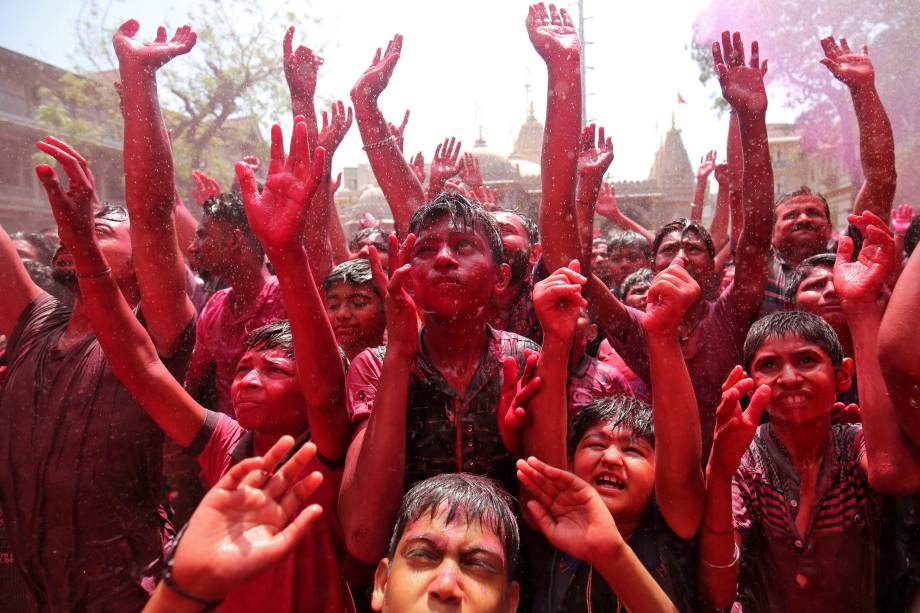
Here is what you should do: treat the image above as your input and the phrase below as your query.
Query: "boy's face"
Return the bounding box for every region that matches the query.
[409,215,509,319]
[793,266,845,329]
[372,504,520,613]
[231,347,307,434]
[608,246,647,288]
[623,282,650,310]
[188,216,229,276]
[750,334,853,425]
[324,282,386,352]
[571,421,655,526]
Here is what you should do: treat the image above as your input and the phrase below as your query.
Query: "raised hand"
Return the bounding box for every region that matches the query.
[330,172,342,197]
[517,456,622,565]
[34,138,98,247]
[191,170,222,207]
[167,436,324,603]
[283,26,324,101]
[351,35,402,106]
[410,151,426,185]
[498,349,541,456]
[242,155,261,172]
[459,153,484,189]
[595,182,621,220]
[713,163,730,186]
[708,366,770,479]
[819,36,874,91]
[360,212,381,229]
[697,150,717,181]
[387,109,411,153]
[427,137,462,197]
[113,20,196,71]
[236,119,326,255]
[712,31,768,116]
[41,136,101,206]
[576,123,614,196]
[533,260,587,343]
[316,100,354,155]
[526,3,580,64]
[892,203,914,236]
[443,179,473,200]
[641,257,700,338]
[834,211,896,307]
[474,185,500,211]
[365,233,419,358]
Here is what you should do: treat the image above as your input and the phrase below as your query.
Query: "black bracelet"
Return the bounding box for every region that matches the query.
[163,523,224,610]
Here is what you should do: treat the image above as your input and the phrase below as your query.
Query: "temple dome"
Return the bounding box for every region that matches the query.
[470,145,520,182]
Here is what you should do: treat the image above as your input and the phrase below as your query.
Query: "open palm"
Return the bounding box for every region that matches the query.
[113,20,196,70]
[526,3,579,63]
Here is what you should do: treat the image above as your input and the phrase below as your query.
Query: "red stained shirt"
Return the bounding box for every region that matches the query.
[184,277,287,417]
[566,354,635,415]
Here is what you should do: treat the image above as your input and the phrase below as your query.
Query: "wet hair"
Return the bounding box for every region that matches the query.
[387,473,519,582]
[202,192,262,254]
[349,227,388,253]
[570,395,655,458]
[11,231,57,265]
[905,216,920,257]
[784,253,835,303]
[620,268,654,299]
[775,186,831,221]
[494,208,540,245]
[408,192,504,264]
[742,311,844,371]
[322,258,379,296]
[22,259,68,302]
[652,218,716,261]
[243,320,294,359]
[94,203,129,223]
[609,231,651,259]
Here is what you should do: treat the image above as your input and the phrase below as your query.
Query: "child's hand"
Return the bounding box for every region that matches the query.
[641,257,700,338]
[533,260,587,344]
[834,211,896,309]
[708,366,770,479]
[365,234,420,360]
[498,350,541,456]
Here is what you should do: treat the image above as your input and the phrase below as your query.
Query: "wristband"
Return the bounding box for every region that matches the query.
[163,523,223,610]
[77,267,112,279]
[701,541,741,570]
[362,135,397,151]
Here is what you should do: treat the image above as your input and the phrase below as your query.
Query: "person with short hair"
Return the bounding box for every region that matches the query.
[608,231,651,292]
[489,208,543,343]
[322,258,386,362]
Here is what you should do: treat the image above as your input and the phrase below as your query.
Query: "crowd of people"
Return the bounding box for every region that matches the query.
[1,3,919,611]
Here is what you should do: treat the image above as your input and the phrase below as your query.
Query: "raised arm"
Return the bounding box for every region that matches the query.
[640,258,705,539]
[237,120,348,464]
[114,20,196,355]
[820,37,896,223]
[0,223,43,336]
[574,124,614,271]
[713,32,774,315]
[427,137,462,200]
[327,173,351,264]
[350,35,426,236]
[835,212,920,494]
[339,235,419,562]
[283,26,322,150]
[692,150,717,223]
[708,163,731,249]
[726,113,744,244]
[596,183,655,245]
[35,138,205,447]
[527,2,582,271]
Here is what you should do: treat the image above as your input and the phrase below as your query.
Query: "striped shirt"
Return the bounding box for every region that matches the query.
[759,252,792,317]
[732,424,880,612]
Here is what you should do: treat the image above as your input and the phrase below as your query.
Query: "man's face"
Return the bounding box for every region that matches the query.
[230,347,306,434]
[608,245,647,288]
[491,212,532,285]
[372,505,519,613]
[793,266,845,330]
[591,242,611,284]
[571,422,655,526]
[654,230,713,286]
[188,216,228,276]
[409,216,508,319]
[13,239,40,263]
[53,216,134,290]
[623,282,650,310]
[750,334,851,425]
[324,282,386,356]
[772,196,832,257]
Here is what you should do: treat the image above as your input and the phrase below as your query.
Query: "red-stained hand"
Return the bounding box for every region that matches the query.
[831,401,862,425]
[713,163,730,186]
[39,136,100,206]
[498,348,541,455]
[410,151,426,185]
[242,155,261,172]
[819,36,874,91]
[113,20,197,72]
[697,150,717,181]
[576,123,614,203]
[443,179,473,201]
[317,101,354,155]
[526,3,580,64]
[708,366,771,479]
[34,138,98,248]
[361,212,381,229]
[365,234,419,358]
[283,26,323,101]
[191,170,222,208]
[459,153,484,189]
[236,119,326,255]
[330,172,342,197]
[641,257,701,337]
[533,260,587,343]
[595,182,622,220]
[387,109,411,153]
[892,203,914,236]
[834,211,896,307]
[474,186,501,211]
[351,35,402,106]
[428,137,462,195]
[712,31,768,116]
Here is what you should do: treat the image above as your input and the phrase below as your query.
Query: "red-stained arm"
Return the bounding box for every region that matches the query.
[327,172,351,264]
[350,35,426,236]
[284,26,323,153]
[820,37,896,223]
[574,124,614,272]
[709,164,731,249]
[35,140,205,447]
[713,32,774,317]
[0,223,43,336]
[692,150,717,223]
[173,189,199,261]
[596,182,655,245]
[114,20,196,356]
[726,112,744,244]
[427,137,462,200]
[527,3,582,272]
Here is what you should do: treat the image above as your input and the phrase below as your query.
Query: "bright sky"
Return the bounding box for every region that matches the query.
[1,0,798,182]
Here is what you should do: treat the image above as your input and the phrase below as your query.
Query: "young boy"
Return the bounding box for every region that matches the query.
[698,221,920,610]
[608,231,651,292]
[322,258,385,362]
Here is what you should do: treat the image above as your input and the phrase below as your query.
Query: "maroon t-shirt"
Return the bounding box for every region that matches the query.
[0,294,195,611]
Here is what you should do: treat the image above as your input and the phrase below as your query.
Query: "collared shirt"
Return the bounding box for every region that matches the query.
[346,326,540,493]
[566,354,634,415]
[760,251,793,316]
[732,424,880,612]
[490,275,543,344]
[184,276,287,417]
